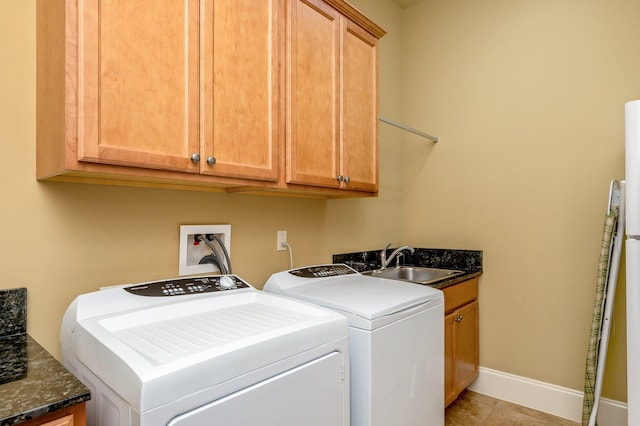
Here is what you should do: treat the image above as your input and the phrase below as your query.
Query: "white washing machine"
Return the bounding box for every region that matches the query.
[60,275,350,426]
[264,264,444,426]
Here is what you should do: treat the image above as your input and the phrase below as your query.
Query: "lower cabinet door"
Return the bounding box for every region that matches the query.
[444,311,457,406]
[445,300,480,407]
[36,415,74,426]
[17,403,86,426]
[454,300,479,393]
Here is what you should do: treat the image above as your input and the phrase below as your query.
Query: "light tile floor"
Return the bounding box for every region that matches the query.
[445,390,580,426]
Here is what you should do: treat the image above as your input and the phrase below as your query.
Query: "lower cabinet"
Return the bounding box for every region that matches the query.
[443,278,479,407]
[18,403,86,426]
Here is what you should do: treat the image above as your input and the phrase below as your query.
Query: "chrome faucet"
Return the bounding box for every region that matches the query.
[380,244,415,270]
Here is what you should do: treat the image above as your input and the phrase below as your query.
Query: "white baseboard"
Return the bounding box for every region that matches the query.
[467,367,627,425]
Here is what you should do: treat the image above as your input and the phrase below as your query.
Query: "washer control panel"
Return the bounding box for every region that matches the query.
[124,275,250,297]
[287,264,357,278]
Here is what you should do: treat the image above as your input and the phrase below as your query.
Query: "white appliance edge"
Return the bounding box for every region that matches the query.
[60,278,351,426]
[264,266,445,426]
[626,99,640,425]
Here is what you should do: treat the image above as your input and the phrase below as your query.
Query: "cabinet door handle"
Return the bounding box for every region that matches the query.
[191,153,200,163]
[336,175,344,182]
[207,156,216,166]
[455,315,463,323]
[344,176,351,183]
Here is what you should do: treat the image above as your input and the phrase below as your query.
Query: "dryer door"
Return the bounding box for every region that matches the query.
[167,352,346,426]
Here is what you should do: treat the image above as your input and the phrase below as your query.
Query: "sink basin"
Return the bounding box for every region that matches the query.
[363,266,464,285]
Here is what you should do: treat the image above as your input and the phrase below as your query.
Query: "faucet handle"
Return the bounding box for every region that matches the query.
[380,243,392,269]
[381,243,391,257]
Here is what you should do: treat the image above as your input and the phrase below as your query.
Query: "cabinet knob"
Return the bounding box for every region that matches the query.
[344,176,351,183]
[207,156,216,166]
[336,175,344,182]
[191,153,200,163]
[455,315,463,323]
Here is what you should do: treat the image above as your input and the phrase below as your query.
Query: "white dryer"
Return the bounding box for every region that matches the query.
[264,264,444,426]
[60,275,349,426]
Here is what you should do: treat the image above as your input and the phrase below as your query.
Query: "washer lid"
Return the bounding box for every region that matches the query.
[275,274,443,322]
[61,287,348,412]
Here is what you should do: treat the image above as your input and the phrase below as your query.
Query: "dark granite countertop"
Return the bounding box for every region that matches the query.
[0,289,90,425]
[405,247,483,290]
[333,247,483,290]
[0,335,90,425]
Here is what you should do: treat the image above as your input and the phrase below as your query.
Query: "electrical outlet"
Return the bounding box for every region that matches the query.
[277,230,287,251]
[179,225,231,276]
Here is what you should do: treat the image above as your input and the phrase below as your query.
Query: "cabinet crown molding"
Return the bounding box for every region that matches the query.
[322,0,386,38]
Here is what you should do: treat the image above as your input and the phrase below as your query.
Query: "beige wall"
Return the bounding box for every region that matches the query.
[2,0,636,405]
[378,0,636,401]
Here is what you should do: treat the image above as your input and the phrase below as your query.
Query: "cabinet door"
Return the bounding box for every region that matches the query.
[454,300,479,392]
[77,0,200,173]
[36,415,74,426]
[201,0,281,181]
[444,300,480,407]
[341,19,379,192]
[444,311,457,406]
[17,403,85,426]
[286,0,341,188]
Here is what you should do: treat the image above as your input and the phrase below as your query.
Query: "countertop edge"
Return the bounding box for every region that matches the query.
[5,394,91,426]
[0,335,91,426]
[428,270,482,290]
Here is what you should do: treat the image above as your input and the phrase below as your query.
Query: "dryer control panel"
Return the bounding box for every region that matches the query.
[124,275,250,297]
[288,264,357,278]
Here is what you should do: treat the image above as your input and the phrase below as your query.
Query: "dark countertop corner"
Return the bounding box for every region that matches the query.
[0,336,91,425]
[0,288,90,426]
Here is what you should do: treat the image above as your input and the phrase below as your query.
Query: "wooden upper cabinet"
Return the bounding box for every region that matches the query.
[287,0,341,188]
[77,0,200,173]
[36,0,383,197]
[76,0,281,181]
[287,0,383,192]
[202,0,281,181]
[341,19,379,192]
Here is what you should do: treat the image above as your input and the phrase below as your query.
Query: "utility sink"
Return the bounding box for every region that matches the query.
[363,266,464,285]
